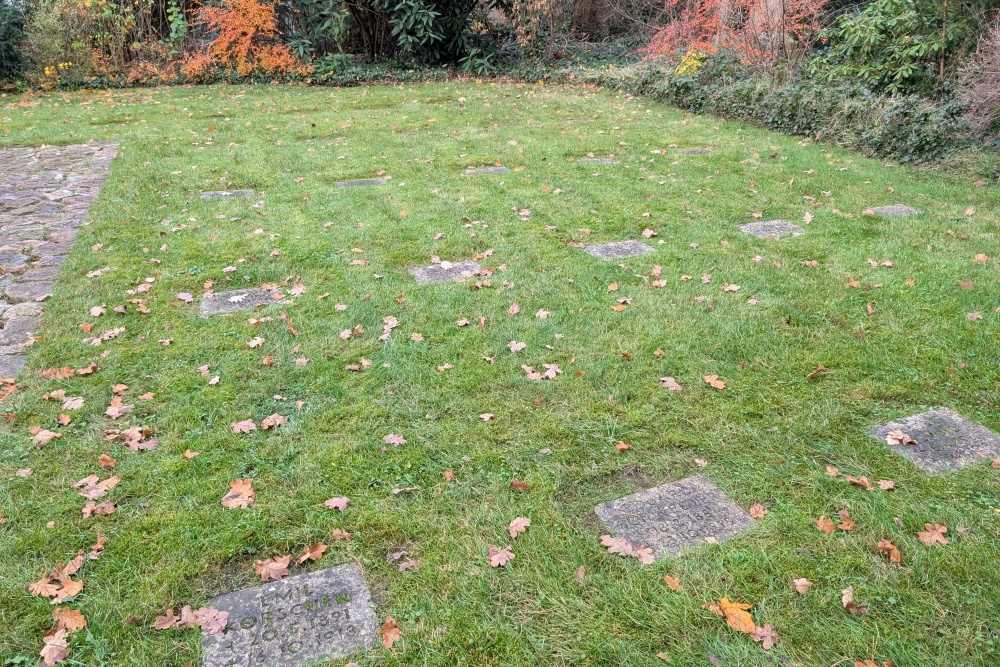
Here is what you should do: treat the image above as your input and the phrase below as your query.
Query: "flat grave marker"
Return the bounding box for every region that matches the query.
[201,288,281,316]
[336,178,386,188]
[871,407,1000,474]
[595,476,754,560]
[870,204,921,217]
[200,190,254,200]
[409,260,481,285]
[738,220,804,239]
[463,167,509,176]
[201,563,378,667]
[583,240,654,260]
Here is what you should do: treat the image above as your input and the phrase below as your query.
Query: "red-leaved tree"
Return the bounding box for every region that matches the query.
[642,0,828,66]
[184,0,310,80]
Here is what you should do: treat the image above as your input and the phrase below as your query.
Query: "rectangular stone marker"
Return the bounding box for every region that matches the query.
[870,204,921,218]
[578,158,619,165]
[595,476,754,560]
[871,407,1000,474]
[200,288,281,316]
[336,178,386,188]
[738,220,804,239]
[201,190,254,200]
[675,148,713,155]
[463,167,509,176]
[0,355,26,379]
[583,240,654,260]
[201,563,378,667]
[409,260,481,285]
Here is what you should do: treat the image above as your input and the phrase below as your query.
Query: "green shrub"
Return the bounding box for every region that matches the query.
[809,0,992,94]
[0,2,25,82]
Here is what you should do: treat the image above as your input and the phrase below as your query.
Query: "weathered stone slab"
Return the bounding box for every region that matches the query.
[0,355,26,379]
[0,317,39,345]
[871,407,1000,474]
[583,240,654,260]
[738,220,805,239]
[595,475,754,559]
[200,288,281,316]
[200,190,254,200]
[335,178,386,188]
[0,252,27,271]
[17,265,62,282]
[3,302,43,319]
[870,204,921,217]
[5,281,53,303]
[201,563,378,667]
[409,260,481,285]
[675,148,713,155]
[463,167,509,176]
[578,158,619,165]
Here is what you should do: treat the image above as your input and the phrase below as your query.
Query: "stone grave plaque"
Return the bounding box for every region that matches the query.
[200,288,281,316]
[463,166,509,176]
[578,158,619,165]
[409,260,481,285]
[870,204,921,218]
[201,563,378,667]
[871,407,1000,474]
[583,240,654,260]
[738,220,804,239]
[595,476,754,560]
[336,178,386,188]
[201,190,254,200]
[675,148,713,155]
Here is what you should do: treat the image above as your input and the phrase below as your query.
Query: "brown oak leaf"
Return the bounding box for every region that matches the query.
[488,545,515,567]
[220,479,254,508]
[253,555,291,582]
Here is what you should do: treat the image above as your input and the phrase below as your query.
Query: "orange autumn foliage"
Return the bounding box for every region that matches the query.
[184,0,310,80]
[642,0,828,66]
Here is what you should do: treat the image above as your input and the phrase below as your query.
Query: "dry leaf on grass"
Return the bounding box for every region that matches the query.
[663,575,682,591]
[748,503,768,518]
[703,374,726,390]
[253,555,291,582]
[297,542,327,564]
[324,496,349,511]
[917,522,948,546]
[841,586,868,614]
[508,517,531,539]
[488,545,515,567]
[877,539,901,563]
[790,578,812,595]
[52,607,87,632]
[40,628,70,666]
[221,479,254,508]
[231,419,256,434]
[377,616,401,648]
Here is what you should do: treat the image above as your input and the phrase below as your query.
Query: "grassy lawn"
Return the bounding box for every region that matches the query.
[2,80,1000,667]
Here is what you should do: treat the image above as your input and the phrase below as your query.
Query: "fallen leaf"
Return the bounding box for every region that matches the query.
[660,377,683,391]
[841,586,868,614]
[324,496,349,511]
[52,607,87,633]
[751,623,779,650]
[297,542,327,564]
[885,429,916,446]
[253,555,291,582]
[220,479,254,508]
[837,509,855,532]
[153,609,178,630]
[377,616,401,648]
[509,478,531,491]
[815,515,836,534]
[790,578,812,595]
[39,628,70,666]
[748,503,768,518]
[488,545,515,567]
[231,419,256,434]
[663,575,682,591]
[877,539,901,563]
[508,517,531,538]
[383,434,406,446]
[916,522,948,546]
[719,597,756,634]
[703,374,726,390]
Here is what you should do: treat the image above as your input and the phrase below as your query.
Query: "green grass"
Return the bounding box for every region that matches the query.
[1,81,999,667]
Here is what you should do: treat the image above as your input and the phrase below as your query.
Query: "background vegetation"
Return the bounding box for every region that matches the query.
[0,0,998,165]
